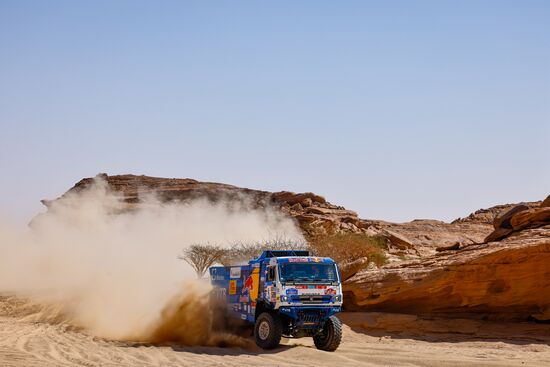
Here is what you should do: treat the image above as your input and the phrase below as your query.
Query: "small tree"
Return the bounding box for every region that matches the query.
[178,243,226,278]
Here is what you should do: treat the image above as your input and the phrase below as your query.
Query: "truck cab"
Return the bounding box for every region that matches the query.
[209,250,343,351]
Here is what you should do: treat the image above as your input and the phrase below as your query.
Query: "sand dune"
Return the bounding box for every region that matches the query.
[1,298,549,367]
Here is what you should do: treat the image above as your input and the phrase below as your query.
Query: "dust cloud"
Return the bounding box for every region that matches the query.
[0,178,303,345]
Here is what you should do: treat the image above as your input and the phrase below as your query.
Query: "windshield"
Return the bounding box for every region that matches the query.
[278,263,338,283]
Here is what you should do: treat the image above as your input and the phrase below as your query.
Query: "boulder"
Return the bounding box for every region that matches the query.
[339,257,369,280]
[435,243,460,252]
[271,191,326,205]
[493,205,529,229]
[510,207,550,231]
[484,227,513,243]
[484,201,550,243]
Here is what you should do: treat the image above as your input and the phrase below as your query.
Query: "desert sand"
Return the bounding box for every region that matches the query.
[1,304,549,367]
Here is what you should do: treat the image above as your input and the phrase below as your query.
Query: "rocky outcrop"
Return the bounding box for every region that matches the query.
[344,224,550,321]
[40,174,365,235]
[341,197,550,322]
[42,174,531,258]
[484,200,550,242]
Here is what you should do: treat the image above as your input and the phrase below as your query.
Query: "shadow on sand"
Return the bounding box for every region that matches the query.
[339,311,550,347]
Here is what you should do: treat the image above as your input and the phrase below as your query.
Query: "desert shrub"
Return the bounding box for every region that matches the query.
[220,236,310,266]
[178,243,226,278]
[307,232,388,267]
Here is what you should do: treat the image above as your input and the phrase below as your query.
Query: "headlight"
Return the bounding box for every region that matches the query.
[333,295,342,302]
[280,295,289,302]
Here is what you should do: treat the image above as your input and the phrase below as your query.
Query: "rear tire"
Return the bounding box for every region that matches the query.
[313,315,342,351]
[254,312,282,349]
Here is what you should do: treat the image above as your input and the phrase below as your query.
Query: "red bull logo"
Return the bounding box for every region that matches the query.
[242,275,254,295]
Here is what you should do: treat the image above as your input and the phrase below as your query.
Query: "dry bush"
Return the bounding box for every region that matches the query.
[307,232,387,267]
[178,243,226,278]
[219,236,310,266]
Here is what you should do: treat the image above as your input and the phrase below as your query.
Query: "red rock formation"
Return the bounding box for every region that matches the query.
[42,174,519,257]
[344,224,550,321]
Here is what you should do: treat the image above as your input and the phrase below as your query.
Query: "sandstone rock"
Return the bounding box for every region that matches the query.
[493,205,529,229]
[344,225,550,321]
[301,198,313,207]
[484,227,513,243]
[271,191,326,205]
[510,207,550,231]
[530,308,550,322]
[484,202,550,243]
[542,195,550,208]
[435,243,460,252]
[339,257,369,280]
[44,174,531,257]
[373,219,494,257]
[290,203,303,212]
[381,229,413,250]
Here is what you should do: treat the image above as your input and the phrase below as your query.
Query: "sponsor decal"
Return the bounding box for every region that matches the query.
[324,288,337,295]
[230,267,241,279]
[228,280,237,295]
[242,276,253,294]
[239,295,250,303]
[242,267,260,300]
[285,288,298,296]
[288,257,310,262]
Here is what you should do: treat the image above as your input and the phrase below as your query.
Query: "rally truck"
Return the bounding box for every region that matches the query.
[209,250,343,351]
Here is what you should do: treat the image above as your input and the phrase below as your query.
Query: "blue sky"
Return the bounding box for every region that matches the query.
[1,0,549,223]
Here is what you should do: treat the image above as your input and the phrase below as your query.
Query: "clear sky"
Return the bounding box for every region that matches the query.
[1,0,549,224]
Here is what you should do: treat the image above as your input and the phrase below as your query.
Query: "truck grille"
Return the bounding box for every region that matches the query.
[297,309,326,326]
[290,295,332,304]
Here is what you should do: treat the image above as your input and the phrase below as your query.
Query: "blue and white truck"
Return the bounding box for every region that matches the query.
[209,250,343,351]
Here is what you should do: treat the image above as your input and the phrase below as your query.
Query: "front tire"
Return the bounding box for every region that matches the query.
[254,312,282,349]
[313,315,342,351]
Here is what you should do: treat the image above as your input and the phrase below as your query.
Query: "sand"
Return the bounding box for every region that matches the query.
[1,306,549,367]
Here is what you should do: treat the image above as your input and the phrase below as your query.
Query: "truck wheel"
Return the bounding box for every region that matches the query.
[313,315,342,352]
[254,312,282,349]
